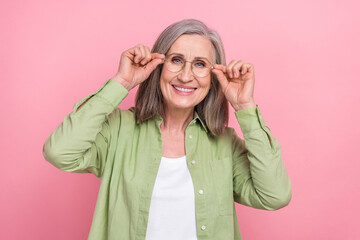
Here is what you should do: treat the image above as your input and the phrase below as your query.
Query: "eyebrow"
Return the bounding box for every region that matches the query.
[167,52,212,63]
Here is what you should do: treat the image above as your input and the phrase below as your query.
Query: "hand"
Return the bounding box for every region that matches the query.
[212,60,256,111]
[111,44,165,91]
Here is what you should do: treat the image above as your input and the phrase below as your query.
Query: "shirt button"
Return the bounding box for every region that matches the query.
[189,134,193,139]
[191,160,196,165]
[201,225,206,231]
[199,189,204,195]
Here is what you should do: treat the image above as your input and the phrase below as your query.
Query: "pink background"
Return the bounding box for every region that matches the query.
[1,0,359,239]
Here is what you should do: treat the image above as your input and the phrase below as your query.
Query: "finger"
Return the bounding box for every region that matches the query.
[212,68,229,92]
[139,45,149,65]
[133,46,143,64]
[140,46,152,65]
[213,64,227,72]
[123,47,136,62]
[232,61,244,78]
[143,57,164,76]
[151,53,166,61]
[226,60,237,78]
[240,62,248,75]
[138,45,148,65]
[213,64,230,78]
[241,63,254,75]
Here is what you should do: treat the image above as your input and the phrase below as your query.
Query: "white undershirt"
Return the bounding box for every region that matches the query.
[145,156,198,240]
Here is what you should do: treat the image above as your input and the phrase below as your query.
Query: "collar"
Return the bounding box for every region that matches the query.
[132,108,208,133]
[193,111,208,133]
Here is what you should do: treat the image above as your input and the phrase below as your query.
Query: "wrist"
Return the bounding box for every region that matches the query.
[232,101,256,111]
[111,75,133,91]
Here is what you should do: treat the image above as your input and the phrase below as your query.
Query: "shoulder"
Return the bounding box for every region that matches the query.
[220,126,240,142]
[201,126,245,160]
[221,126,245,150]
[206,126,239,148]
[105,107,137,127]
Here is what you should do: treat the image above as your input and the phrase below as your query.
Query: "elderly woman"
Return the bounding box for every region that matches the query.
[43,19,291,240]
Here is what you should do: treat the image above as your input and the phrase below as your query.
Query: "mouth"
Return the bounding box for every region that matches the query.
[172,85,196,93]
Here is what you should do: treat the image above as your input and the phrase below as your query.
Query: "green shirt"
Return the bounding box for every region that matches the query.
[43,79,291,240]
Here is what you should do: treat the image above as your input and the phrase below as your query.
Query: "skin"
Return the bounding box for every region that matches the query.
[159,35,213,157]
[111,34,256,158]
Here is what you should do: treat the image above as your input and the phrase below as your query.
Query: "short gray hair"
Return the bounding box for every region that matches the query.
[135,19,229,136]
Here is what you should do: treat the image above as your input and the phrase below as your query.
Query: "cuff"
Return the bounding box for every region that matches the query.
[95,79,129,108]
[235,105,268,134]
[73,79,129,111]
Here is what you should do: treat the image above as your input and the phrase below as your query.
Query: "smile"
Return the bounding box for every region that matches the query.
[172,85,196,93]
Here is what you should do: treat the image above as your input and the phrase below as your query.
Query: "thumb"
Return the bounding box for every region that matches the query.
[212,66,229,92]
[143,57,164,77]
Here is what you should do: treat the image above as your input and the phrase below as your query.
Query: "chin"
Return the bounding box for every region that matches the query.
[168,102,197,111]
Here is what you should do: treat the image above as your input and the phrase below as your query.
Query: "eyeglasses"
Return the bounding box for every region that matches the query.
[163,53,214,78]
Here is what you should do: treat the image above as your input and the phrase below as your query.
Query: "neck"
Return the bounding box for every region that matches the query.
[161,106,194,133]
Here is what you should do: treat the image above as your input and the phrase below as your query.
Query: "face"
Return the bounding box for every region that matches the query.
[160,34,214,113]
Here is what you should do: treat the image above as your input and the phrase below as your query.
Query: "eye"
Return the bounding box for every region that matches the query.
[193,60,206,68]
[171,56,183,65]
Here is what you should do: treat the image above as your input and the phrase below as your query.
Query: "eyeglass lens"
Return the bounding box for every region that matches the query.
[164,54,212,77]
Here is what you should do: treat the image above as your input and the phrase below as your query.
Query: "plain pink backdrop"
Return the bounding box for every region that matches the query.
[1,0,359,239]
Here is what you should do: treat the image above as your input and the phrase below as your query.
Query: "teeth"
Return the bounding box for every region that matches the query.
[173,85,195,92]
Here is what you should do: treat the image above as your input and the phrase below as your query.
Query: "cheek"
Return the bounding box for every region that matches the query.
[198,78,211,101]
[160,69,175,87]
[159,71,174,98]
[200,77,211,91]
[159,71,167,89]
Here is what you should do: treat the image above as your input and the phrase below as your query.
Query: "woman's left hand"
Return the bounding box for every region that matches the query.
[212,60,256,111]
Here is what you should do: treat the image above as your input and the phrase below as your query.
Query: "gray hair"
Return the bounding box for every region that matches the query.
[135,19,229,136]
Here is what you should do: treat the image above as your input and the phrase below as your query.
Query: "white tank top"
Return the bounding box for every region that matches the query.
[145,156,198,240]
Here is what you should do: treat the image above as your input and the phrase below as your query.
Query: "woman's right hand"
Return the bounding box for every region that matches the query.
[111,44,165,91]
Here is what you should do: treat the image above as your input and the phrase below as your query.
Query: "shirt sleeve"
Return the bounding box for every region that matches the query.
[42,79,128,178]
[232,105,292,210]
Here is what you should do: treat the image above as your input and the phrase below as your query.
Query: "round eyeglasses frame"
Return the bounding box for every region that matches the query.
[162,53,214,78]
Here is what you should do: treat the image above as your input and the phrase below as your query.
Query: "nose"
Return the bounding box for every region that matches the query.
[177,61,194,82]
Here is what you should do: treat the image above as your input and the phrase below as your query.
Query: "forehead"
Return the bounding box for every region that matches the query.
[167,34,214,61]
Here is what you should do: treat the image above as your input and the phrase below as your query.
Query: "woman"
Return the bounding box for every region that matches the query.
[43,19,291,240]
